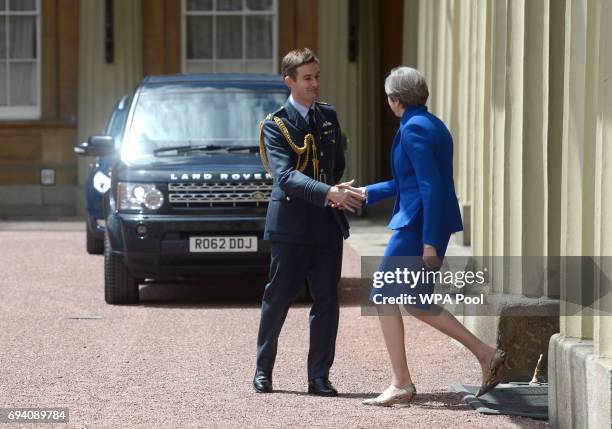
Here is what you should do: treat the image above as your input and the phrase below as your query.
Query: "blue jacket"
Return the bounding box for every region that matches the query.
[262,99,349,244]
[366,105,463,251]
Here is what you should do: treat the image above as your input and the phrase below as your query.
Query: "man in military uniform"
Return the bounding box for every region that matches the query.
[254,48,364,396]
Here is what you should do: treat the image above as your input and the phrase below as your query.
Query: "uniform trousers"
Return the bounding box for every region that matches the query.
[256,221,343,380]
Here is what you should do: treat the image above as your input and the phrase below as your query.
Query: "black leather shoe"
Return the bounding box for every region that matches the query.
[253,369,273,393]
[308,378,338,397]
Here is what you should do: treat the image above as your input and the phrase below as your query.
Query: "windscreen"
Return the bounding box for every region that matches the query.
[106,103,130,147]
[121,88,287,162]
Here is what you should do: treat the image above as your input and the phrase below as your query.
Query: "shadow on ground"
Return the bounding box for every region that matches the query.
[138,276,267,307]
[137,275,312,309]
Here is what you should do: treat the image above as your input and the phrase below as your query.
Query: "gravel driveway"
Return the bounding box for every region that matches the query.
[0,222,547,428]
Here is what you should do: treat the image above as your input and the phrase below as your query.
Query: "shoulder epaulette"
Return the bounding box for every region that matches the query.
[259,114,321,181]
[271,105,285,116]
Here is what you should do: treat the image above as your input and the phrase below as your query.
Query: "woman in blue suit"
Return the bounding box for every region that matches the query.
[356,67,506,406]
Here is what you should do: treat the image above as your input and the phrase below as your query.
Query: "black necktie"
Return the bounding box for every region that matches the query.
[307,109,316,129]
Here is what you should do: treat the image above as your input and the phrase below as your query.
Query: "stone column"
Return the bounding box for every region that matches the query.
[558,0,596,340]
[318,0,380,185]
[593,0,612,361]
[549,0,612,427]
[317,0,358,183]
[487,0,550,292]
[489,0,508,277]
[356,0,381,184]
[463,0,477,245]
[418,0,435,112]
[77,0,143,213]
[471,0,492,258]
[456,0,470,207]
[402,0,419,68]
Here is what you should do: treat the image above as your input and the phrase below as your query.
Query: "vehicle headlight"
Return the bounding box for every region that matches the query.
[117,182,164,211]
[92,171,111,194]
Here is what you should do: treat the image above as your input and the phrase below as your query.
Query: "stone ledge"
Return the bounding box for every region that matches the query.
[549,334,612,429]
[451,294,560,381]
[0,185,78,218]
[0,205,77,218]
[0,185,44,205]
[42,186,79,205]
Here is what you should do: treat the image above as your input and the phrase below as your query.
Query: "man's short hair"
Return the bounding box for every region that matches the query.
[281,48,320,80]
[384,66,429,107]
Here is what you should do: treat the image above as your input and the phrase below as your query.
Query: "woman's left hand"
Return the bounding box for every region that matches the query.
[423,244,442,269]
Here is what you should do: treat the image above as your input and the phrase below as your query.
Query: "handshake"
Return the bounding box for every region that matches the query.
[326,179,366,213]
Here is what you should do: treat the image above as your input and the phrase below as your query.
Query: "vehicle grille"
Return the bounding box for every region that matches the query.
[168,181,272,207]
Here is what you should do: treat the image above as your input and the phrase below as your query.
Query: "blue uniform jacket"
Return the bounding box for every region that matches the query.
[366,105,463,251]
[262,99,349,244]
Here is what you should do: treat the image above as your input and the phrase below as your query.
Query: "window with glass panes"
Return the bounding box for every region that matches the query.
[183,0,277,74]
[0,0,40,119]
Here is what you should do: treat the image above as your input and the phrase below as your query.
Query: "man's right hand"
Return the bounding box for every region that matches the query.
[326,180,365,212]
[337,180,366,201]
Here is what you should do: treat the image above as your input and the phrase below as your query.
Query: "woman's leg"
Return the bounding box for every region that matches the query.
[377,306,413,387]
[405,304,496,379]
[362,305,417,403]
[406,232,497,378]
[367,228,421,401]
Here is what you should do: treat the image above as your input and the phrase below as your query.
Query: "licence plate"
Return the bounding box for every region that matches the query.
[189,236,258,253]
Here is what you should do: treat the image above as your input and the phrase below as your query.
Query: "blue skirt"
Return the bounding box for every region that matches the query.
[369,215,450,310]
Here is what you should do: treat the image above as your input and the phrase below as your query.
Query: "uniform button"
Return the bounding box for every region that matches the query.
[320,152,324,157]
[285,196,291,201]
[320,168,325,173]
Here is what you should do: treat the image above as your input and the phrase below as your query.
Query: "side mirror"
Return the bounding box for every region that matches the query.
[74,135,116,156]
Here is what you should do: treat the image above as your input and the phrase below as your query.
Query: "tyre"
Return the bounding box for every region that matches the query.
[86,227,104,254]
[104,232,139,304]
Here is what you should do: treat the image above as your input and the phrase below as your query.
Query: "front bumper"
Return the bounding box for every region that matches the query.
[107,213,270,280]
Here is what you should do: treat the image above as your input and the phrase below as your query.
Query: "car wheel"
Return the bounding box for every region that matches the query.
[104,232,139,304]
[86,227,104,254]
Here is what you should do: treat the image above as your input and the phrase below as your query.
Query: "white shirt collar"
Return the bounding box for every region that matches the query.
[288,94,313,121]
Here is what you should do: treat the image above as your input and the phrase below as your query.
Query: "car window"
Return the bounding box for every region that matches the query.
[103,98,131,148]
[108,108,128,140]
[121,88,286,162]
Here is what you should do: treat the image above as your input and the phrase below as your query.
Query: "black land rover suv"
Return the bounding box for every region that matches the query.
[75,74,288,304]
